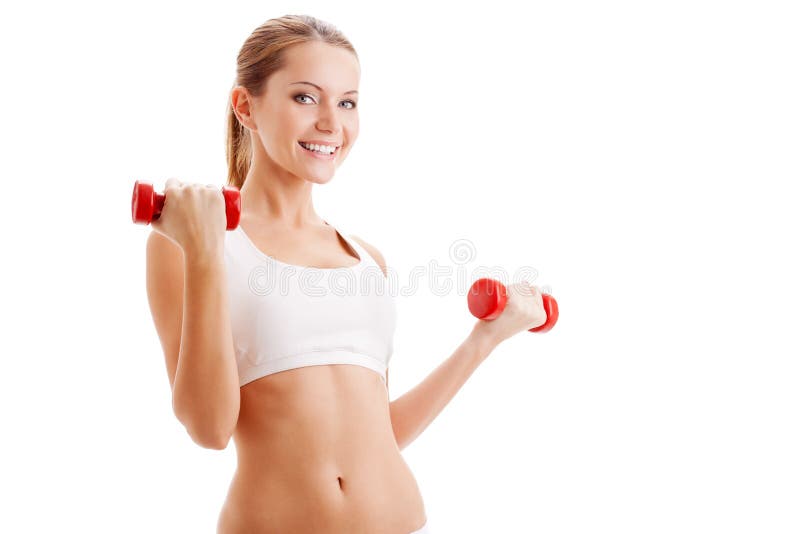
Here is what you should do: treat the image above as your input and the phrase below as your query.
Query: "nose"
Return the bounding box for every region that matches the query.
[315,100,344,135]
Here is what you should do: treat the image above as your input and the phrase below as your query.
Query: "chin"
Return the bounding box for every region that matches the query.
[302,171,336,185]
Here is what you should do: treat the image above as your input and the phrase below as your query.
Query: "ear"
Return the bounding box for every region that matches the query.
[231,86,258,132]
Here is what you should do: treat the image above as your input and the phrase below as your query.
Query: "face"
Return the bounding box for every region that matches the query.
[232,41,360,185]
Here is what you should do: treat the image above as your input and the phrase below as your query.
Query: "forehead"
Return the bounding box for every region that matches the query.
[271,41,360,91]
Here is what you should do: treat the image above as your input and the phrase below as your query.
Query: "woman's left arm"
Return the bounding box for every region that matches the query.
[388,326,497,451]
[352,235,499,451]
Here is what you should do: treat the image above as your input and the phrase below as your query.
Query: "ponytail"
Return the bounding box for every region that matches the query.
[226,93,251,190]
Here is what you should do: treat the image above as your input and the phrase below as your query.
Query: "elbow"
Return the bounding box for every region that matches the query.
[173,404,236,451]
[202,432,231,451]
[185,421,233,450]
[207,422,235,450]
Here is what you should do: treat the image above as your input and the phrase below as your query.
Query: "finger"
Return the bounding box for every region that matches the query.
[165,177,182,189]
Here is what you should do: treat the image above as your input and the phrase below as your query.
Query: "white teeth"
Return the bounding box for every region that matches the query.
[300,142,336,154]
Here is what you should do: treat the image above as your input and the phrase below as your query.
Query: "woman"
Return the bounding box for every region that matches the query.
[145,14,548,534]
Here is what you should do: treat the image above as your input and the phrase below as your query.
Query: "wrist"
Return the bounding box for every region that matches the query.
[183,245,224,268]
[468,322,500,358]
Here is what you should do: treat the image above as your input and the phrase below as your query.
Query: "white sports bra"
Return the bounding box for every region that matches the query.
[223,220,396,387]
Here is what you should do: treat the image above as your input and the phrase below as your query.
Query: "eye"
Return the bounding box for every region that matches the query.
[294,94,357,110]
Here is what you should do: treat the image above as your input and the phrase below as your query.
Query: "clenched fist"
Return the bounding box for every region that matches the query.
[149,178,228,257]
[471,281,550,346]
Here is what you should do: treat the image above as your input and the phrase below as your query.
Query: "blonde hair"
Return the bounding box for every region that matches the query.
[225,14,358,189]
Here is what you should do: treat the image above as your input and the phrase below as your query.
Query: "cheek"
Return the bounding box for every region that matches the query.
[280,107,305,128]
[266,111,301,146]
[347,117,359,140]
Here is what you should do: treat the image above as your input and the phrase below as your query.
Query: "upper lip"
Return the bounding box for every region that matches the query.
[299,140,341,147]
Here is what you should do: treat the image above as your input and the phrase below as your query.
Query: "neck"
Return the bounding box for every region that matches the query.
[240,157,323,231]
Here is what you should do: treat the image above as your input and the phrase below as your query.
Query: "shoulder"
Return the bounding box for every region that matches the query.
[350,234,388,278]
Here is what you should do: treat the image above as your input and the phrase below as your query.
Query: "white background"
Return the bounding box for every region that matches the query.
[1,1,798,532]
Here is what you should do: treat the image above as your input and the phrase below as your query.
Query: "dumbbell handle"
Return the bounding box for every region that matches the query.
[131,180,241,230]
[467,277,559,333]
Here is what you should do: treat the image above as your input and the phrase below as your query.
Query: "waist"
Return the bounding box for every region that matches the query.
[224,427,426,533]
[221,455,427,534]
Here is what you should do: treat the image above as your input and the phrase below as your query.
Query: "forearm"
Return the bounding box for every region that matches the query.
[172,252,240,449]
[389,324,498,451]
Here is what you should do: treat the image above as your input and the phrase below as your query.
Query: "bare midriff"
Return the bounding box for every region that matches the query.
[216,364,428,534]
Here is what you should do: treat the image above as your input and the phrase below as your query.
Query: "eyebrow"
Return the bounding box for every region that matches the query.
[289,81,358,95]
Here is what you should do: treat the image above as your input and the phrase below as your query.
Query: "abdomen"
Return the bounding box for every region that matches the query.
[217,364,428,534]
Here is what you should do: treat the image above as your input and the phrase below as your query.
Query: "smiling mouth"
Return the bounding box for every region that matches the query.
[298,141,340,155]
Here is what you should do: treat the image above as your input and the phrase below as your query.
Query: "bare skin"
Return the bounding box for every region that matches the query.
[216,219,428,534]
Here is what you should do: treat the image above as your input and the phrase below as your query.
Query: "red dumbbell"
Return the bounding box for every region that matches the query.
[468,278,559,333]
[131,180,242,230]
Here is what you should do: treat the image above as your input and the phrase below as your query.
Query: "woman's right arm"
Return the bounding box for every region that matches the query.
[145,230,240,450]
